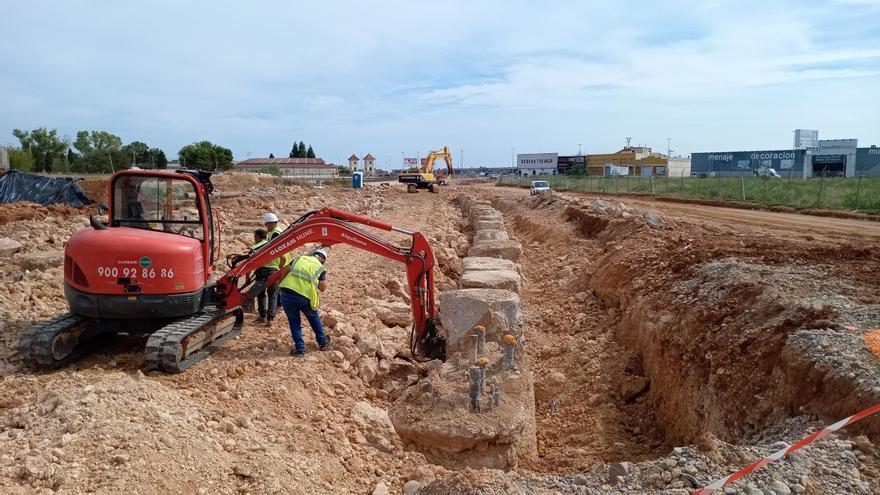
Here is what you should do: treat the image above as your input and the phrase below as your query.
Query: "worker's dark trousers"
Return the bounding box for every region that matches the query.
[279,288,327,352]
[254,267,279,320]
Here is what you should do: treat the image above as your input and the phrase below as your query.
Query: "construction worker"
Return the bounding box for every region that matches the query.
[263,212,291,310]
[249,228,281,325]
[279,247,330,356]
[263,212,283,239]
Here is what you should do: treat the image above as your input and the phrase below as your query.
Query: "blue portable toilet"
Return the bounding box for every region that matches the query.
[352,171,363,189]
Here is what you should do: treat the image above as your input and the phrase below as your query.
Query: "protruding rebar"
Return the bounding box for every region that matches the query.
[473,325,486,362]
[491,381,500,408]
[468,366,482,413]
[501,334,518,369]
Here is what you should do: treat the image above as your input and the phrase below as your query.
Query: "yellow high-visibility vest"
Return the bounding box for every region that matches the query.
[249,239,280,269]
[269,226,292,267]
[279,255,326,309]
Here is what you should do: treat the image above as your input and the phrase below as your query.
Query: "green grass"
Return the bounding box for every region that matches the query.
[501,175,880,213]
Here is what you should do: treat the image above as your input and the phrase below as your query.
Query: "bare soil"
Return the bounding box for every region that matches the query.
[2,178,880,494]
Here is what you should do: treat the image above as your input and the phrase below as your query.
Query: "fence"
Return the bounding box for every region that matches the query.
[499,172,880,213]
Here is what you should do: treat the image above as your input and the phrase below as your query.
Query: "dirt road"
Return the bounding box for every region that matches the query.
[497,185,880,242]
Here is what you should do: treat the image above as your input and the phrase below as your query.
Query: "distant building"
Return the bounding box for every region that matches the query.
[362,154,376,175]
[234,157,337,179]
[517,153,558,176]
[793,129,819,150]
[348,154,359,172]
[691,150,808,178]
[856,146,880,177]
[815,139,857,177]
[557,155,586,174]
[666,157,692,177]
[586,147,668,177]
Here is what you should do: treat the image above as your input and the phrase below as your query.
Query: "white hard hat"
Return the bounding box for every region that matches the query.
[312,247,328,260]
[263,212,278,223]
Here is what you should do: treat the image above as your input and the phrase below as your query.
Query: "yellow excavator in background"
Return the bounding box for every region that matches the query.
[398,146,454,193]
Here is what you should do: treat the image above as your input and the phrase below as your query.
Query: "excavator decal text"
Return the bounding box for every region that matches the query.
[269,228,314,256]
[341,232,367,247]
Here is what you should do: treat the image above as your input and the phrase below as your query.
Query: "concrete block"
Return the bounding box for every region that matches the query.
[474,230,509,242]
[439,288,521,351]
[475,220,504,231]
[468,240,522,261]
[462,257,517,273]
[0,238,23,257]
[18,250,64,271]
[460,269,521,293]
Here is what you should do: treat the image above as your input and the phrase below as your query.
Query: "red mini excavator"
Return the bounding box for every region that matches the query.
[19,169,446,372]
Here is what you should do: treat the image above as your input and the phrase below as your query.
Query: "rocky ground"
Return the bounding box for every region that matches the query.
[1,174,880,494]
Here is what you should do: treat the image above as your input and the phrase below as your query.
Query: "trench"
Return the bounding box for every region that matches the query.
[488,189,880,473]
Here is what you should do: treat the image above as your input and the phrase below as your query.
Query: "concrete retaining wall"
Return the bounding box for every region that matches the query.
[389,193,536,470]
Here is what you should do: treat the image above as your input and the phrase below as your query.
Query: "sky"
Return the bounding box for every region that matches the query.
[2,0,879,168]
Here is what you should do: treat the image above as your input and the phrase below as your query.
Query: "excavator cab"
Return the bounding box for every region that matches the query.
[65,169,219,320]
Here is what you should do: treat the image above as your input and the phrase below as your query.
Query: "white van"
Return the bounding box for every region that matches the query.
[530,180,551,195]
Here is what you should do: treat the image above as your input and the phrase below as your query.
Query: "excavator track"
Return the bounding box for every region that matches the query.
[144,307,244,373]
[18,313,94,369]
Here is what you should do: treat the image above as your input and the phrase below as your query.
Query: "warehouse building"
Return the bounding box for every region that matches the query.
[517,153,558,176]
[857,146,880,177]
[691,149,809,178]
[234,157,338,179]
[694,140,880,178]
[585,147,668,177]
[556,155,586,174]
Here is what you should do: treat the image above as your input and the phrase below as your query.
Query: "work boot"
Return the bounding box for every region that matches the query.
[264,319,273,327]
[290,349,305,358]
[256,316,266,324]
[319,336,332,351]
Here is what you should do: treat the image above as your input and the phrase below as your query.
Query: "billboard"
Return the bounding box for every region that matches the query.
[605,164,630,176]
[517,153,557,169]
[793,129,818,149]
[403,157,418,167]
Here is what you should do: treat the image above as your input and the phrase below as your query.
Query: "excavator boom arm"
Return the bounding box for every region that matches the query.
[213,208,444,359]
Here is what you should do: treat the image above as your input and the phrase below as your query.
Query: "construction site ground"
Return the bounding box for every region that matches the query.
[2,175,880,494]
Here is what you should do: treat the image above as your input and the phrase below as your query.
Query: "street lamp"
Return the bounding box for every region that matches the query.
[578,143,582,156]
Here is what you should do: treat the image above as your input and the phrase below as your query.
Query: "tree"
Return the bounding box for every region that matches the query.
[122,141,150,166]
[298,141,306,158]
[306,145,315,159]
[336,165,352,175]
[149,148,168,168]
[289,141,298,158]
[269,153,275,159]
[12,128,66,173]
[566,163,588,176]
[178,141,234,170]
[7,147,34,172]
[74,130,123,173]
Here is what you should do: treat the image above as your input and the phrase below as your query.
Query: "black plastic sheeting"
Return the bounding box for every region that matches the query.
[0,170,94,207]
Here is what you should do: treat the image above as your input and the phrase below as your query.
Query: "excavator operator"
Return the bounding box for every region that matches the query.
[279,247,331,357]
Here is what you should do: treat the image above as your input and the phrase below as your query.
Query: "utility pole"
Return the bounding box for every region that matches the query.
[460,149,463,169]
[578,143,582,155]
[667,138,671,159]
[511,147,515,168]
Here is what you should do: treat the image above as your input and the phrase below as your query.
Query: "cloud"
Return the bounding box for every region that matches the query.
[0,0,878,165]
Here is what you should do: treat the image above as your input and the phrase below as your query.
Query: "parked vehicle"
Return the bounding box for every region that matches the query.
[754,167,782,178]
[530,180,551,195]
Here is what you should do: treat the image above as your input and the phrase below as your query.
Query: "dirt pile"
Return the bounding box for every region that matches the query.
[0,182,472,494]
